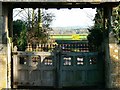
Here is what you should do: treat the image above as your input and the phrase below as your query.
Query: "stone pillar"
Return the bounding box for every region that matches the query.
[108,5,120,89]
[109,43,119,88]
[104,6,120,89]
[0,2,10,89]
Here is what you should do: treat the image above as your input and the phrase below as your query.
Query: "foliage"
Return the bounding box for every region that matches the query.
[88,27,103,50]
[27,27,49,44]
[42,11,55,29]
[26,9,55,44]
[112,4,120,43]
[88,4,120,51]
[13,8,55,50]
[87,8,104,51]
[13,20,27,50]
[13,20,24,37]
[17,24,27,50]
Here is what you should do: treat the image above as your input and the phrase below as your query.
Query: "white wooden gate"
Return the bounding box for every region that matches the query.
[12,46,56,88]
[12,46,104,88]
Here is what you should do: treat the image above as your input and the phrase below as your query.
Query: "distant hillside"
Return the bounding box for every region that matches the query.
[49,26,89,35]
[51,26,83,30]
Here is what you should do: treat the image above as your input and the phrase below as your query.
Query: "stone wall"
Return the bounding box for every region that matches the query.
[109,43,120,88]
[0,46,7,89]
[0,2,10,89]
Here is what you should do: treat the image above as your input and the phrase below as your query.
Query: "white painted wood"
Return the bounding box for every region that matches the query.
[13,49,56,87]
[13,49,19,88]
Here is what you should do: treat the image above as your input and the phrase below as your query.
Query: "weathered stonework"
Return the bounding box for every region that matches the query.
[0,2,10,89]
[109,43,120,88]
[0,47,7,90]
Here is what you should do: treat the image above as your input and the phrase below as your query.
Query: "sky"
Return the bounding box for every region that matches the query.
[13,8,96,28]
[46,8,96,28]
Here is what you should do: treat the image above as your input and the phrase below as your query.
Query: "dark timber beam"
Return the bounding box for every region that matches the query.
[3,2,119,9]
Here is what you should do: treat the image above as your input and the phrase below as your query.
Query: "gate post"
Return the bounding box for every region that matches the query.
[54,48,62,88]
[103,6,113,88]
[12,46,18,88]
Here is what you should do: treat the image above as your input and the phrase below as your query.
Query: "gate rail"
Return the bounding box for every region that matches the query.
[12,46,104,88]
[12,46,56,88]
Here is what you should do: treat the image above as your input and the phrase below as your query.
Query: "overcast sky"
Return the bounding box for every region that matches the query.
[13,8,96,28]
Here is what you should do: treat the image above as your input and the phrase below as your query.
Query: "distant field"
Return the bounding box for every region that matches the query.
[50,34,88,40]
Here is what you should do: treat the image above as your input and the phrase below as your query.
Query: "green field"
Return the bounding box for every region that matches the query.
[50,34,88,40]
